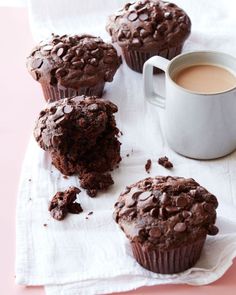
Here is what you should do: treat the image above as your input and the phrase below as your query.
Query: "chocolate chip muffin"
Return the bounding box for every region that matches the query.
[27,34,121,101]
[114,176,218,274]
[34,95,121,196]
[106,0,191,73]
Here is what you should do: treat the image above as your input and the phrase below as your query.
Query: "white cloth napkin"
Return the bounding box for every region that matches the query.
[16,0,236,294]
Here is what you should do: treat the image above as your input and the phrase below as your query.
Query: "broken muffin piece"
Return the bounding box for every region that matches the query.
[158,156,173,169]
[34,95,121,196]
[49,186,82,220]
[79,171,114,197]
[145,159,152,173]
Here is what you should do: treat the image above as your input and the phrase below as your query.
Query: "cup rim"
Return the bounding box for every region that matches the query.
[166,50,236,96]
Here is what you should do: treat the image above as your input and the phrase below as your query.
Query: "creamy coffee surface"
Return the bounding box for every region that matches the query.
[173,64,236,93]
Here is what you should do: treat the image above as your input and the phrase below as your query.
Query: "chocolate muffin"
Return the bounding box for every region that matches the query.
[106,0,191,73]
[27,34,121,101]
[34,95,121,196]
[114,176,218,274]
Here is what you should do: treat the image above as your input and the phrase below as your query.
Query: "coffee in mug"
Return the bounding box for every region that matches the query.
[173,64,236,94]
[143,51,236,159]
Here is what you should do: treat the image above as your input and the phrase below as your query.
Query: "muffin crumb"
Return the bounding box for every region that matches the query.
[49,187,82,221]
[145,159,152,173]
[158,156,173,169]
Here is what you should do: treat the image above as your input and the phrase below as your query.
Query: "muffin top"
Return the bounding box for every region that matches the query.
[114,176,218,250]
[27,34,121,89]
[34,95,119,155]
[106,0,191,51]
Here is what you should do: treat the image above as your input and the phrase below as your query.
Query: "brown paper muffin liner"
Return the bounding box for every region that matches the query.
[40,82,105,102]
[122,45,183,73]
[131,237,206,274]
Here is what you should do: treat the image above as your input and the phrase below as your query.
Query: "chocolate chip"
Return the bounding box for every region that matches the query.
[139,13,149,21]
[165,3,176,7]
[124,3,131,10]
[166,206,181,213]
[125,195,137,207]
[91,48,103,59]
[139,191,152,201]
[104,56,114,64]
[140,29,149,38]
[137,6,148,14]
[180,23,187,30]
[31,58,43,69]
[86,41,98,50]
[134,2,143,10]
[73,60,85,69]
[121,186,131,195]
[176,195,188,207]
[164,12,173,19]
[150,207,159,218]
[160,192,169,204]
[178,15,186,23]
[128,11,138,21]
[115,202,125,209]
[182,210,192,218]
[143,180,152,189]
[75,48,84,56]
[174,222,186,232]
[208,224,219,236]
[132,38,142,47]
[203,202,215,213]
[62,54,73,62]
[119,207,136,218]
[159,207,166,218]
[204,194,218,206]
[57,47,66,57]
[39,110,46,118]
[88,103,99,111]
[89,58,98,66]
[153,31,159,40]
[149,227,161,238]
[49,106,57,114]
[55,69,67,79]
[63,105,73,114]
[43,45,53,51]
[157,23,168,34]
[131,190,144,200]
[138,196,157,212]
[52,37,61,44]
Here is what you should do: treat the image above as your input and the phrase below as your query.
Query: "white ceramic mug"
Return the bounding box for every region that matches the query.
[143,51,236,159]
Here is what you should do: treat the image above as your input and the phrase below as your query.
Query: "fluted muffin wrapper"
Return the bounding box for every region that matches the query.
[122,45,183,73]
[131,237,206,274]
[40,82,105,102]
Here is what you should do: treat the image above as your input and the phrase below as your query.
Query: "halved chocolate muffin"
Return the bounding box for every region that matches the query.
[34,95,121,196]
[114,176,218,274]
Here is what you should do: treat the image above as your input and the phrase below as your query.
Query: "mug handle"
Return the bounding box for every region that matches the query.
[143,56,170,108]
